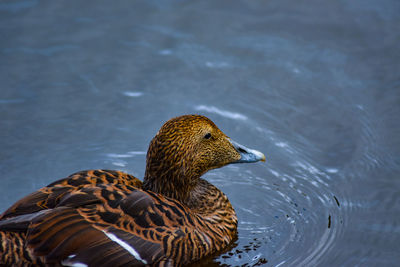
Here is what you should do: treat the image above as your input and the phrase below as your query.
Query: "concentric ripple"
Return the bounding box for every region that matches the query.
[197,118,345,266]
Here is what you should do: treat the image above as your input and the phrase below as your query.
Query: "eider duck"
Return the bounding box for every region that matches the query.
[0,115,265,266]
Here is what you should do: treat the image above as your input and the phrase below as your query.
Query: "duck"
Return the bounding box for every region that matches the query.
[0,115,265,266]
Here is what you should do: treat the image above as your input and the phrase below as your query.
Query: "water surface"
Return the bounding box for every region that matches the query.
[1,0,399,266]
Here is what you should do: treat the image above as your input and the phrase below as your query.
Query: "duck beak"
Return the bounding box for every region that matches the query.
[229,139,266,163]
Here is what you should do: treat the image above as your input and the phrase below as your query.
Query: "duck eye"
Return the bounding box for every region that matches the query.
[204,133,212,139]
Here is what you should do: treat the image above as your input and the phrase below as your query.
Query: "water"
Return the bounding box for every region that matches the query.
[1,0,399,266]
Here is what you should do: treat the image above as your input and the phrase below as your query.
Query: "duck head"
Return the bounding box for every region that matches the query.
[143,115,265,201]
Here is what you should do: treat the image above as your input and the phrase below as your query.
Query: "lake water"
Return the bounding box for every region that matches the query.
[1,0,399,266]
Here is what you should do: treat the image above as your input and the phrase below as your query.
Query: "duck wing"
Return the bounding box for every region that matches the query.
[25,188,202,266]
[0,170,142,220]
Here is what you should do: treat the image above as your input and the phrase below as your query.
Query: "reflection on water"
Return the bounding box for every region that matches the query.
[195,105,248,121]
[1,0,400,266]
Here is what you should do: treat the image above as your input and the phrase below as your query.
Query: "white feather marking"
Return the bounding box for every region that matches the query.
[68,263,87,267]
[61,255,88,267]
[102,230,148,264]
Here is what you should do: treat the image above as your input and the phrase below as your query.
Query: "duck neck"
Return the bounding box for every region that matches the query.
[143,169,236,219]
[143,168,200,203]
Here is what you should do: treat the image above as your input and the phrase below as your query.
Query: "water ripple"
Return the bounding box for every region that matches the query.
[209,117,344,266]
[3,45,79,56]
[0,0,37,13]
[122,91,144,97]
[195,105,247,120]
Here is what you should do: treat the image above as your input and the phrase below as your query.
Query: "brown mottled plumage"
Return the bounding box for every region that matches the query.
[0,115,265,266]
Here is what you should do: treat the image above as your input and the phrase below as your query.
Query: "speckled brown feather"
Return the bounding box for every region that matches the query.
[143,115,241,205]
[0,115,262,266]
[0,169,142,266]
[1,170,142,220]
[0,231,45,266]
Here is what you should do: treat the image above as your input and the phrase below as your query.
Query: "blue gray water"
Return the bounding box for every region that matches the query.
[1,0,399,266]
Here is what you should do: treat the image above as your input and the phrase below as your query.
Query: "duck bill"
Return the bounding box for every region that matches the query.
[229,139,266,163]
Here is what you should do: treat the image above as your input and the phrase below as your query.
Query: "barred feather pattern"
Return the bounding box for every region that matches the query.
[0,231,45,266]
[24,179,236,266]
[0,170,143,266]
[0,171,237,266]
[1,169,142,220]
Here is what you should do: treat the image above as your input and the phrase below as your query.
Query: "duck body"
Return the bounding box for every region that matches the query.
[0,115,265,266]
